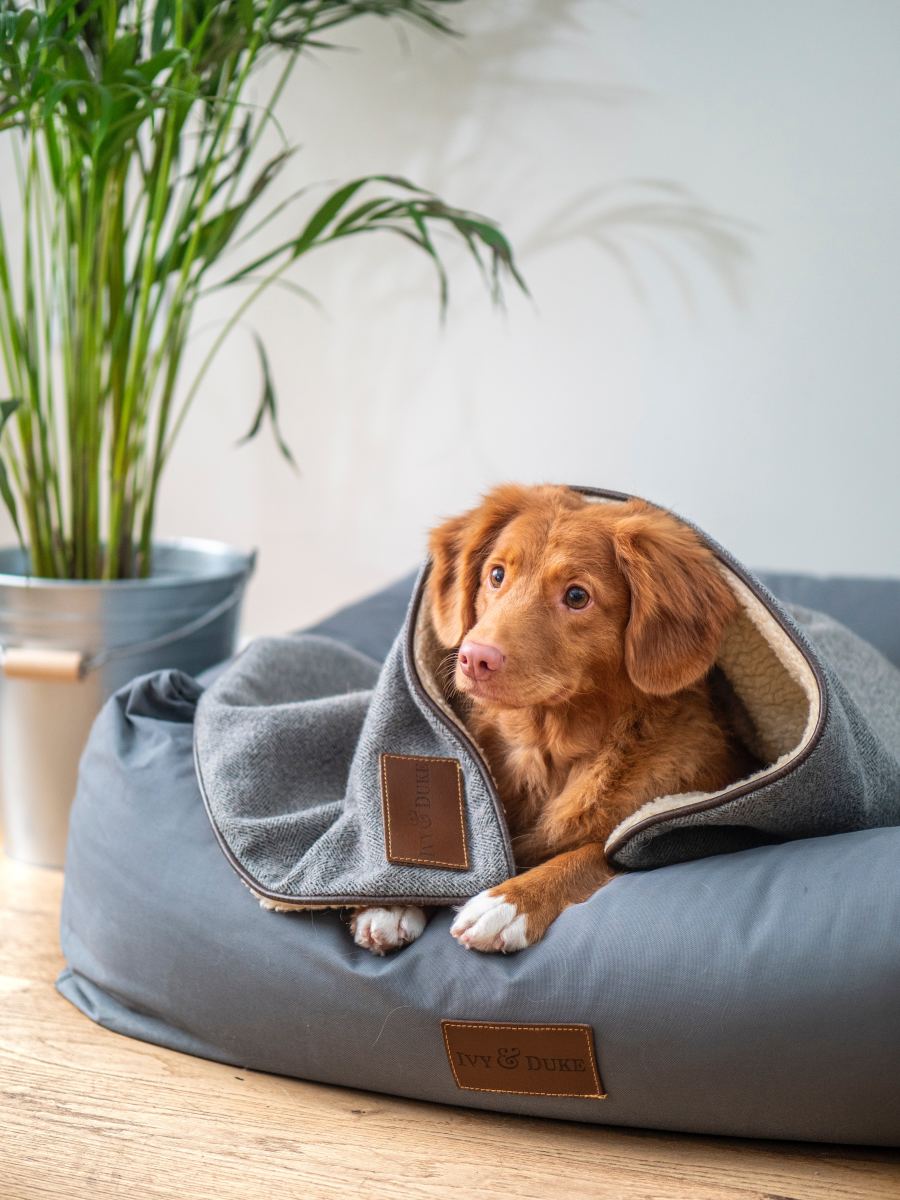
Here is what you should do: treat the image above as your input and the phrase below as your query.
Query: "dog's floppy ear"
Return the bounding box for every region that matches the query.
[612,501,736,696]
[427,484,532,647]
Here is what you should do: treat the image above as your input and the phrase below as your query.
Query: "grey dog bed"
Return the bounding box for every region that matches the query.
[57,520,900,1143]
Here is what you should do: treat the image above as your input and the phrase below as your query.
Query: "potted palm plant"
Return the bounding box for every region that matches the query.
[0,0,523,866]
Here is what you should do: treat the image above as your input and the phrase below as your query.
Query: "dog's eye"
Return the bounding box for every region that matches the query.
[489,565,505,588]
[564,585,590,609]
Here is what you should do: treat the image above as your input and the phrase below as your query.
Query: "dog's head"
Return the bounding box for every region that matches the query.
[427,484,736,709]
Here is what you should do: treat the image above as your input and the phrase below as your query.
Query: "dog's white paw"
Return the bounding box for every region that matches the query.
[450,890,530,954]
[350,905,426,955]
[256,894,298,913]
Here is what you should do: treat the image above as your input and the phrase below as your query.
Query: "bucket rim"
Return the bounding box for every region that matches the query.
[0,537,257,592]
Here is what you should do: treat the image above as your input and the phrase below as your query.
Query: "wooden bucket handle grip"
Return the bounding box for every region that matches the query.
[2,648,85,682]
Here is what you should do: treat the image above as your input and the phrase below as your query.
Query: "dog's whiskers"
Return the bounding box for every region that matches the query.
[435,652,458,684]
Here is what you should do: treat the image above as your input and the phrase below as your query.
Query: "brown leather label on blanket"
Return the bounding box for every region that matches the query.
[441,1021,606,1099]
[380,754,468,870]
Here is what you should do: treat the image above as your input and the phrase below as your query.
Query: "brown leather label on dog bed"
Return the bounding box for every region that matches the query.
[380,754,468,870]
[441,1021,606,1099]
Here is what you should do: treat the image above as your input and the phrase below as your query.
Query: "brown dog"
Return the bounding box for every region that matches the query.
[350,484,749,955]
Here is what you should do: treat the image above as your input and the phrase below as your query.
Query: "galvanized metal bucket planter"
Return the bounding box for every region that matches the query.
[0,539,255,868]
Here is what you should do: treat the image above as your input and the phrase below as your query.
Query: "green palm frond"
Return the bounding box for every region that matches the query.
[0,0,523,578]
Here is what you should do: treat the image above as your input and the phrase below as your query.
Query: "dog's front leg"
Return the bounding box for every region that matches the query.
[450,844,612,954]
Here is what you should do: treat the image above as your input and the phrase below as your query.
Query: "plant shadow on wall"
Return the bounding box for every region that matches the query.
[0,0,525,582]
[314,0,750,308]
[518,180,749,309]
[295,0,750,479]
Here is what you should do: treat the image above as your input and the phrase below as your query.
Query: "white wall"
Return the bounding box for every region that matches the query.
[5,0,900,634]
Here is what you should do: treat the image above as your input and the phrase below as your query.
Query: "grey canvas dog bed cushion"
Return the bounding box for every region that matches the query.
[193,489,900,907]
[57,566,900,1145]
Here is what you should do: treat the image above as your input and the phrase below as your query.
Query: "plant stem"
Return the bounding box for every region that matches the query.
[107,97,180,578]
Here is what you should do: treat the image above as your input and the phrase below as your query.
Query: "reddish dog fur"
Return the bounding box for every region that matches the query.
[426,484,750,952]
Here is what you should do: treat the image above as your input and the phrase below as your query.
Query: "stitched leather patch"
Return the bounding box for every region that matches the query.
[441,1021,606,1099]
[380,754,468,870]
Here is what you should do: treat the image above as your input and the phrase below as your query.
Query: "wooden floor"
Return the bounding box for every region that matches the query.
[2,854,899,1200]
